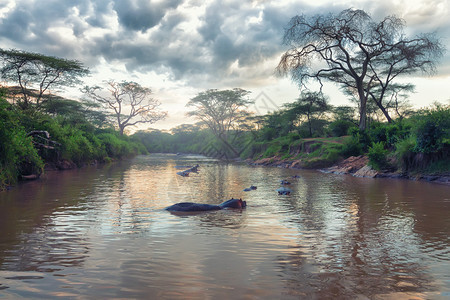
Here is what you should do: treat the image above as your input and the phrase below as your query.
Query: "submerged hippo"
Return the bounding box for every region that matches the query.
[277,186,292,195]
[165,198,246,212]
[243,185,257,192]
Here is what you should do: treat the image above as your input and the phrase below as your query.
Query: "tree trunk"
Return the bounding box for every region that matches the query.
[358,87,367,131]
[375,101,393,123]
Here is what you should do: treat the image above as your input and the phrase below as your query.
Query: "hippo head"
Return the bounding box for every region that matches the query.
[219,198,246,209]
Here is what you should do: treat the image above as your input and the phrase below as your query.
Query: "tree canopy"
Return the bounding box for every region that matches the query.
[284,91,329,137]
[186,88,253,157]
[277,9,444,130]
[0,48,89,110]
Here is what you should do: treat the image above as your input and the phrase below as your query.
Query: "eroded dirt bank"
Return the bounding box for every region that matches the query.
[249,155,450,185]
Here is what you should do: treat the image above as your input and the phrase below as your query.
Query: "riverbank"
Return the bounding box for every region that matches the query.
[248,155,450,185]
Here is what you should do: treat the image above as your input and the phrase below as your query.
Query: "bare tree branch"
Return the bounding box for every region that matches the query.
[277,9,445,130]
[82,80,167,135]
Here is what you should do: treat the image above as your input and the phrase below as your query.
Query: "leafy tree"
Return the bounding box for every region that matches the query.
[186,88,253,157]
[40,95,111,128]
[259,111,293,141]
[82,80,167,135]
[0,48,89,110]
[0,95,43,187]
[284,91,329,137]
[332,106,357,122]
[277,9,444,130]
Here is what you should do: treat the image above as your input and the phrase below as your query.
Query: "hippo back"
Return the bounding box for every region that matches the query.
[165,202,221,212]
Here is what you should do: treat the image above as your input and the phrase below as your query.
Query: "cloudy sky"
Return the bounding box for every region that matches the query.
[0,0,449,130]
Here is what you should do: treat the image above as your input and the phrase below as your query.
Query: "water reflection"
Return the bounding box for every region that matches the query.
[0,154,449,299]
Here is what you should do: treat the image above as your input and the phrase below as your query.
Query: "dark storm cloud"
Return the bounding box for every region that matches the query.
[1,0,447,89]
[0,0,316,86]
[0,0,112,57]
[113,0,183,32]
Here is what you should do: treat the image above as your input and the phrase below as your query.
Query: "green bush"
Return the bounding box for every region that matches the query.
[412,105,449,154]
[385,120,411,148]
[368,142,389,170]
[97,132,133,159]
[369,122,388,144]
[0,98,43,188]
[329,119,356,137]
[341,136,363,157]
[325,148,342,163]
[394,136,416,172]
[349,127,371,151]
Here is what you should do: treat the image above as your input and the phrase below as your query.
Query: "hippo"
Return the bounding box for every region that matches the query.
[243,185,257,191]
[165,198,246,212]
[186,164,199,172]
[277,186,292,195]
[176,164,199,177]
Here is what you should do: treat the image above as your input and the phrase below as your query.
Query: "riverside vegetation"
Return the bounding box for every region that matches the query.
[2,81,449,191]
[0,92,147,190]
[2,63,449,191]
[133,102,450,182]
[1,6,449,190]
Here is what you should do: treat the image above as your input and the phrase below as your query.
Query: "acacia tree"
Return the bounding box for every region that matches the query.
[82,80,167,135]
[284,91,329,137]
[277,9,444,130]
[0,48,89,110]
[186,88,253,157]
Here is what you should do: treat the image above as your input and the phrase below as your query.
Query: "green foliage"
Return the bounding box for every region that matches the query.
[394,136,416,172]
[0,97,43,188]
[97,131,133,159]
[328,119,356,137]
[340,136,363,157]
[348,127,371,152]
[368,142,389,170]
[385,119,412,147]
[0,48,89,110]
[298,141,344,168]
[368,122,388,144]
[412,105,449,153]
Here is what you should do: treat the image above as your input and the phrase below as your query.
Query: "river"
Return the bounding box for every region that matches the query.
[0,154,449,299]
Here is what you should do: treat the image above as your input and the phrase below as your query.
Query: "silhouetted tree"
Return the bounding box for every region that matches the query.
[82,80,167,135]
[284,91,329,137]
[277,9,444,130]
[186,88,253,157]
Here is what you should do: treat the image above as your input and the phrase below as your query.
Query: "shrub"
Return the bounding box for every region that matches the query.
[328,119,356,137]
[394,136,416,172]
[412,105,449,153]
[0,98,43,188]
[349,127,371,151]
[341,136,363,157]
[385,120,411,148]
[369,122,388,144]
[368,142,389,170]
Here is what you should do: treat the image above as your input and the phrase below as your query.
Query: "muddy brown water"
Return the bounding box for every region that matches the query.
[0,154,449,299]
